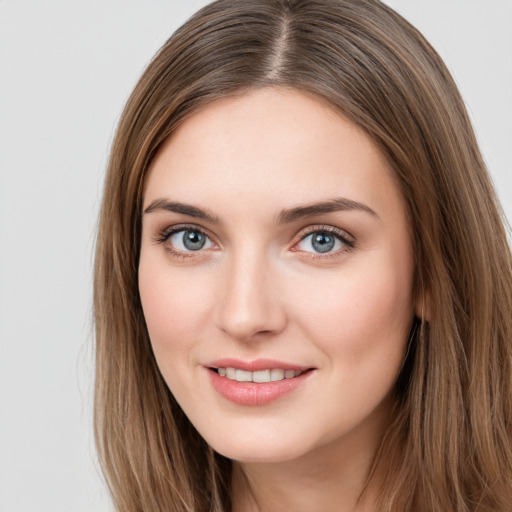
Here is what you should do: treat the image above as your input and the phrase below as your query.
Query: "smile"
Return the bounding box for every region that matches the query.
[215,368,303,382]
[206,360,315,405]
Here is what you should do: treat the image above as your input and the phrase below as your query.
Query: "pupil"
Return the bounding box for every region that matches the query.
[312,233,334,253]
[183,231,205,251]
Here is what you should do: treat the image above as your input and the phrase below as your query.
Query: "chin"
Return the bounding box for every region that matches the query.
[199,423,320,464]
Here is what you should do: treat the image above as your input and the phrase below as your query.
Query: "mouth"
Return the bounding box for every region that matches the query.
[209,367,307,383]
[205,359,315,405]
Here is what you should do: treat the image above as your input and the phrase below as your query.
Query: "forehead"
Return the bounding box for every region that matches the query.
[143,87,401,219]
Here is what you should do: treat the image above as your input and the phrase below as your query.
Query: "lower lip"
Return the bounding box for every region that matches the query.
[206,368,313,406]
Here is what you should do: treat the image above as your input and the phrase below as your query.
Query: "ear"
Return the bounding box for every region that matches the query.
[414,288,431,322]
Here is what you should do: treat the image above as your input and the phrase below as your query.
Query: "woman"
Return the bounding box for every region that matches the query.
[93,0,512,510]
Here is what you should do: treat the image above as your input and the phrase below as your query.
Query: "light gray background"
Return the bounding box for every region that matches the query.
[0,1,510,511]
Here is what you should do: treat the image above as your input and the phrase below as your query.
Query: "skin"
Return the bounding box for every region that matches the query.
[139,87,419,512]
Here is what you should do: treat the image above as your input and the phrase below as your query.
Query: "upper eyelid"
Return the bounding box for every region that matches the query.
[294,224,355,243]
[158,223,212,237]
[153,224,217,248]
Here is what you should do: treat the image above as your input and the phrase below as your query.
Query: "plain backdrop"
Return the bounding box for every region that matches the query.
[0,1,510,511]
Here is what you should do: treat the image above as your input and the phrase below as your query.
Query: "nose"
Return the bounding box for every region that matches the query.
[214,250,287,341]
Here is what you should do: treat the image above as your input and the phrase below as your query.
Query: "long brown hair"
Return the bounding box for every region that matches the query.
[94,0,512,510]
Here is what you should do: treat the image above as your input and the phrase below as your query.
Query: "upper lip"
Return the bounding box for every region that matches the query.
[205,358,313,372]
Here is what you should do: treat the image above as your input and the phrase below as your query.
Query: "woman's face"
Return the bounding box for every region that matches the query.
[139,88,418,463]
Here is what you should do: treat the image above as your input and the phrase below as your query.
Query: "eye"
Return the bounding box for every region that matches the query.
[168,228,214,252]
[295,228,353,254]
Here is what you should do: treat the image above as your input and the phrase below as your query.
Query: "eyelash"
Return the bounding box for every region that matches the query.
[153,224,215,260]
[153,224,355,261]
[293,225,355,260]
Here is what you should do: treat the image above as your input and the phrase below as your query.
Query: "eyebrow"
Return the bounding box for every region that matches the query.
[143,197,378,224]
[143,199,221,223]
[276,198,379,224]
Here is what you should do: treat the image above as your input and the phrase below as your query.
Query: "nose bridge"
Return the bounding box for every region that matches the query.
[215,243,285,340]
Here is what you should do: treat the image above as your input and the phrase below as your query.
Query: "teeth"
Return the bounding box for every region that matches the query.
[217,367,303,382]
[253,370,270,383]
[270,368,284,381]
[235,369,252,382]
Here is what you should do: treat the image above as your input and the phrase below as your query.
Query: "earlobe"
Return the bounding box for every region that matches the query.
[415,289,431,322]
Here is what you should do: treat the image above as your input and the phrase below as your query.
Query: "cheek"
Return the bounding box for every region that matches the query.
[289,257,414,369]
[138,256,214,359]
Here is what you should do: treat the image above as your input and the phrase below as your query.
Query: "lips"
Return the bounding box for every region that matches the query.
[205,359,315,405]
